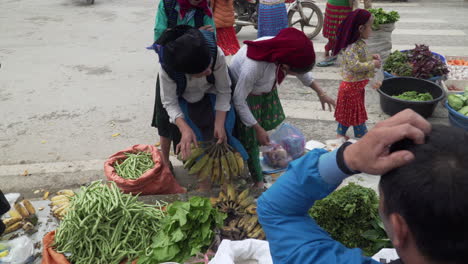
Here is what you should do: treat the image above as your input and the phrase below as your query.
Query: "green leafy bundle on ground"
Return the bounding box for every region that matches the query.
[139,197,226,264]
[309,183,391,256]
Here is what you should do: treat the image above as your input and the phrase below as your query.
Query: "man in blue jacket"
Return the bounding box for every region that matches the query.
[258,109,468,264]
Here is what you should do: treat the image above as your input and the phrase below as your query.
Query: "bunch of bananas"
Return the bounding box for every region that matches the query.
[2,199,37,234]
[212,185,265,240]
[50,189,75,220]
[183,142,245,184]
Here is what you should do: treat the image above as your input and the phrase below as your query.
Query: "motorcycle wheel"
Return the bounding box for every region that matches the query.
[288,1,323,39]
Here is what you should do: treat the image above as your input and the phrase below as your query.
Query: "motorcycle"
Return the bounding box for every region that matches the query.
[234,0,323,39]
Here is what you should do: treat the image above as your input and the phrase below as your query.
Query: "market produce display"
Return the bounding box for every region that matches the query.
[448,59,468,66]
[447,65,468,81]
[182,142,244,184]
[54,181,166,264]
[2,199,37,234]
[384,45,449,79]
[114,151,155,180]
[50,189,75,220]
[309,183,391,256]
[139,196,225,264]
[448,89,468,116]
[392,91,433,102]
[368,8,400,30]
[211,185,265,241]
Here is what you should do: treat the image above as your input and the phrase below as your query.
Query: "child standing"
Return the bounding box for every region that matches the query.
[333,9,381,139]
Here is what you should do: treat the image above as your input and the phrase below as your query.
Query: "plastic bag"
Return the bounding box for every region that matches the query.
[209,239,273,264]
[270,123,305,159]
[104,144,186,195]
[0,236,34,264]
[261,144,292,169]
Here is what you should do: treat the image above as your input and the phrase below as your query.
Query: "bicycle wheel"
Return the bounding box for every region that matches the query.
[288,1,323,39]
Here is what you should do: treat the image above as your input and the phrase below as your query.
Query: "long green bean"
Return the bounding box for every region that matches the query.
[54,181,166,264]
[114,152,155,180]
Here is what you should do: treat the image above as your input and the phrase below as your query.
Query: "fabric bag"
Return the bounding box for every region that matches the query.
[104,144,186,195]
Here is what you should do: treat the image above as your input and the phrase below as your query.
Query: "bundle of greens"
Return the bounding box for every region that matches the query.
[384,45,449,79]
[139,197,226,264]
[368,8,400,30]
[309,183,390,256]
[383,50,412,77]
[54,181,166,264]
[393,91,434,102]
[447,89,468,116]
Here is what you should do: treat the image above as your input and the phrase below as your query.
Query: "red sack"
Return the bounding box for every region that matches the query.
[42,231,70,264]
[42,231,138,264]
[104,144,186,195]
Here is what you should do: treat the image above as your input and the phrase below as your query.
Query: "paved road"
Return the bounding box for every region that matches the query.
[1,0,467,194]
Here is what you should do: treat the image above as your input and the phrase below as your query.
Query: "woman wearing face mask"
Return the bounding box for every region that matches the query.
[333,9,382,139]
[229,28,336,188]
[152,25,247,191]
[151,0,216,171]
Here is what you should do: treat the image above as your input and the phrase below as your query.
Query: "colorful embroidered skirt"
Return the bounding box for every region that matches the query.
[257,2,288,38]
[334,79,369,127]
[236,88,285,182]
[323,2,352,41]
[216,27,240,56]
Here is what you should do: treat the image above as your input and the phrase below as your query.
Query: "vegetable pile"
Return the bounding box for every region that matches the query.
[54,181,166,264]
[182,142,245,184]
[393,91,433,102]
[447,65,468,81]
[114,151,155,180]
[212,185,265,241]
[139,196,226,264]
[384,45,449,79]
[368,8,400,30]
[448,59,468,66]
[309,183,391,256]
[447,88,468,116]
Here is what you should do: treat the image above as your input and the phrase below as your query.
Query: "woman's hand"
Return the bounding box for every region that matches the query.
[214,122,227,144]
[373,59,382,68]
[214,111,227,144]
[175,118,198,160]
[319,93,336,112]
[254,124,270,146]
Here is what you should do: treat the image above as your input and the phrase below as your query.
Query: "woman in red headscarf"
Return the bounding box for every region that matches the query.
[333,9,382,139]
[229,28,336,188]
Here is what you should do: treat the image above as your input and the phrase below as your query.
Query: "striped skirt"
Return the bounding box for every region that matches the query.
[257,2,288,38]
[216,27,240,56]
[323,2,352,40]
[334,80,369,127]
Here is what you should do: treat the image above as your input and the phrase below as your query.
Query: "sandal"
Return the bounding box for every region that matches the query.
[317,57,337,67]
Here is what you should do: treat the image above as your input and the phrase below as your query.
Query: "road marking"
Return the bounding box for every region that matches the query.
[399,18,448,24]
[394,29,466,36]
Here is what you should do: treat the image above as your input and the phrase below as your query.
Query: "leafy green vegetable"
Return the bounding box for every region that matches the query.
[368,8,400,30]
[309,183,390,256]
[459,106,468,116]
[384,51,412,77]
[138,196,226,264]
[393,91,433,102]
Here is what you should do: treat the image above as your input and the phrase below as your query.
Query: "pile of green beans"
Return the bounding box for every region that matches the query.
[114,152,155,180]
[54,181,166,264]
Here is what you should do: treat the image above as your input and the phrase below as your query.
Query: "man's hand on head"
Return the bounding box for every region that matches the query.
[344,109,432,175]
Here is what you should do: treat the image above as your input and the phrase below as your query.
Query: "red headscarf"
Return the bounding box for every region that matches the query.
[177,0,212,19]
[244,28,316,84]
[332,9,371,56]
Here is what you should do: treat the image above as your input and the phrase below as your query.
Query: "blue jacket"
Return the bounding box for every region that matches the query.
[257,149,381,264]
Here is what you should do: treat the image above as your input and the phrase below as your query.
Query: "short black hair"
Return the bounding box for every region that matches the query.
[380,125,468,263]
